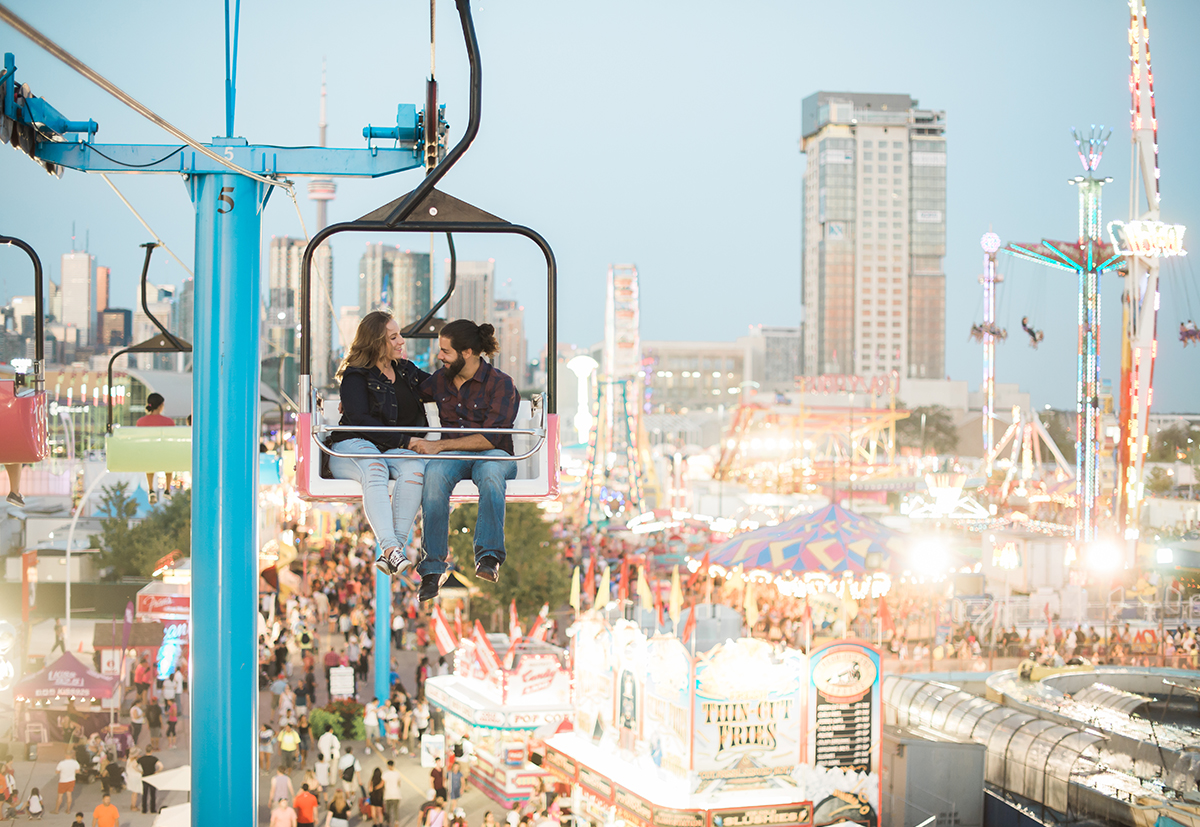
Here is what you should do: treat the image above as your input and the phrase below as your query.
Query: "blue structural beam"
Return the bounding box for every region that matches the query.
[189,142,265,822]
[375,564,391,703]
[36,142,421,177]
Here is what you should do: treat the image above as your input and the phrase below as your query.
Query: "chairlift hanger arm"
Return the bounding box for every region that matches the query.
[400,232,455,338]
[106,244,191,433]
[0,234,44,387]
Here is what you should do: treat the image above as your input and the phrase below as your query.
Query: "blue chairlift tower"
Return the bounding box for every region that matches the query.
[1,2,463,821]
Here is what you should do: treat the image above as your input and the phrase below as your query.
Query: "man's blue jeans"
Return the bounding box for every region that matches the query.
[420,449,517,576]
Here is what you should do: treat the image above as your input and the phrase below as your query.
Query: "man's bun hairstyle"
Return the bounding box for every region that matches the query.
[441,319,499,357]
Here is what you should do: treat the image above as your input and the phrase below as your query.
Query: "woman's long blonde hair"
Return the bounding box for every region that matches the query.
[337,310,395,380]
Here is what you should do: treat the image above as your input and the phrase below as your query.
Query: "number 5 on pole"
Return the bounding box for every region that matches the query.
[217,187,234,214]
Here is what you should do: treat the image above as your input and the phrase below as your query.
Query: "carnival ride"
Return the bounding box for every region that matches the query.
[0,235,47,466]
[1002,127,1126,543]
[985,406,1075,506]
[580,378,645,524]
[978,232,1004,475]
[1111,0,1189,545]
[715,376,908,496]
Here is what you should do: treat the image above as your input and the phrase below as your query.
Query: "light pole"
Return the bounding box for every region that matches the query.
[847,393,854,510]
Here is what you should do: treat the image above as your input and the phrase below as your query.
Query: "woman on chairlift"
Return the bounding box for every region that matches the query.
[330,311,429,577]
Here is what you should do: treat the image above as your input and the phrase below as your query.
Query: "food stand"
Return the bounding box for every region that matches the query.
[426,635,574,808]
[12,653,121,746]
[545,617,883,827]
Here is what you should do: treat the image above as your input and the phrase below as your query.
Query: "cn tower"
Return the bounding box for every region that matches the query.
[307,62,336,227]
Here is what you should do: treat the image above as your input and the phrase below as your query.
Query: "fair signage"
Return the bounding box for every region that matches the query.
[328,666,355,699]
[1109,220,1187,259]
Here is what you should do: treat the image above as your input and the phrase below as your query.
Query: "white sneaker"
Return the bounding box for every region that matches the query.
[375,547,409,576]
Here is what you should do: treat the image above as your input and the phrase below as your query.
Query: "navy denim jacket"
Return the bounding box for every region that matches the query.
[336,359,430,450]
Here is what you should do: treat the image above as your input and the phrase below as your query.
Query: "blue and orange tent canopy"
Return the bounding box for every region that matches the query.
[704,503,905,575]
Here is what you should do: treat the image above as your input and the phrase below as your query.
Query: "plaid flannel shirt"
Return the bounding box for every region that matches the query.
[420,360,520,454]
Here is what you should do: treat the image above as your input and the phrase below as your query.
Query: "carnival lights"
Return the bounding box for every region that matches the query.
[979,233,1003,474]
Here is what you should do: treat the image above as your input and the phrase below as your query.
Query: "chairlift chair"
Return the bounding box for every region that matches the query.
[104,243,193,473]
[0,235,48,465]
[295,0,558,503]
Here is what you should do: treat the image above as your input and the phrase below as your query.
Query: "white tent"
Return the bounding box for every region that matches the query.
[152,803,189,827]
[144,765,191,791]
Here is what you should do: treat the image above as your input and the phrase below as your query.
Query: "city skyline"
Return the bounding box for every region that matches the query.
[1,2,1199,410]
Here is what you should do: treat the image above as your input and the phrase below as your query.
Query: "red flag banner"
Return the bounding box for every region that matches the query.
[509,599,523,641]
[473,620,503,674]
[878,597,895,635]
[454,606,464,641]
[430,606,457,656]
[687,550,710,588]
[681,596,697,644]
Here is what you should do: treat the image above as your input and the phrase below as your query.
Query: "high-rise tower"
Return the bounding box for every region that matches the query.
[306,63,336,388]
[799,92,946,379]
[60,251,94,347]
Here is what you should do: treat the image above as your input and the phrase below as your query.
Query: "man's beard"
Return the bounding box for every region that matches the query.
[444,354,467,379]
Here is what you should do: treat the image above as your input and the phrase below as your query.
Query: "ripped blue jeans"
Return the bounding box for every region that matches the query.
[328,438,425,551]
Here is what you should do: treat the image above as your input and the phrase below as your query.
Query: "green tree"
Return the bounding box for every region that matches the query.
[895,403,959,455]
[1148,423,1198,462]
[1145,466,1175,496]
[90,482,191,577]
[447,502,570,629]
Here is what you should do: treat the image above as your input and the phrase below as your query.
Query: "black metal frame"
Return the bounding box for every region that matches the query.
[0,234,44,392]
[106,243,192,433]
[298,0,557,427]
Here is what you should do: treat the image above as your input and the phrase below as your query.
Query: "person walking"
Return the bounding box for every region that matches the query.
[325,788,351,827]
[91,793,119,827]
[381,760,403,827]
[297,713,313,765]
[367,767,385,827]
[294,784,319,827]
[124,753,142,812]
[128,700,144,746]
[429,757,446,802]
[260,723,277,773]
[50,618,66,655]
[270,768,295,805]
[145,700,163,751]
[270,797,298,827]
[52,753,80,814]
[165,698,179,750]
[278,722,301,771]
[136,748,162,814]
[336,748,360,799]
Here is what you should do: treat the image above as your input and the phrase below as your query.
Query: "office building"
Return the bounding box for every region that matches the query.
[99,308,132,348]
[95,265,110,339]
[337,305,360,358]
[131,284,175,370]
[443,259,493,325]
[267,237,334,391]
[358,245,431,326]
[744,325,802,393]
[493,299,527,385]
[60,252,95,346]
[800,91,946,379]
[642,339,745,413]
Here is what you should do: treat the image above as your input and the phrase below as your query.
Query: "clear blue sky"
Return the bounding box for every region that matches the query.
[2,0,1199,412]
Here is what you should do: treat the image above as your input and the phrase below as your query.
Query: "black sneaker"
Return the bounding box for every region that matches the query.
[475,557,501,583]
[418,573,442,602]
[5,492,24,507]
[374,547,409,576]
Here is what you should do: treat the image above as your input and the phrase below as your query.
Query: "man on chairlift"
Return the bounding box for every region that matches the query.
[410,319,520,602]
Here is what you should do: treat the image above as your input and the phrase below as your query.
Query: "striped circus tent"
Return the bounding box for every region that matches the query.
[705,503,905,574]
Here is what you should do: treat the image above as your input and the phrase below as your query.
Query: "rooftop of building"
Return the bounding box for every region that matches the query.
[801,90,944,139]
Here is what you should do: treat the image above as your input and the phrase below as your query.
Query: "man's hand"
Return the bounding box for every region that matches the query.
[409,439,441,455]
